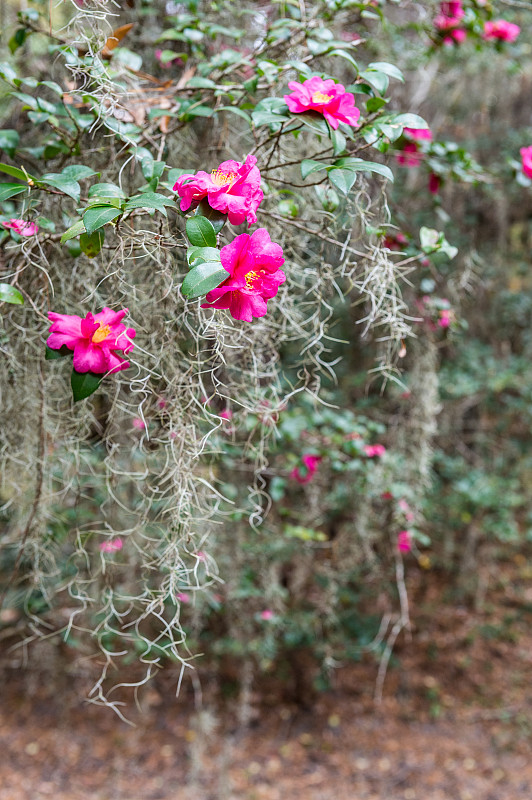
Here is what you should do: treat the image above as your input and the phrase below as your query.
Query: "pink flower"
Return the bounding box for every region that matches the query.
[201,228,286,322]
[2,219,39,237]
[483,20,520,42]
[440,0,462,15]
[364,444,386,458]
[434,8,465,30]
[404,127,432,142]
[283,77,361,131]
[196,551,207,562]
[47,307,136,374]
[397,531,412,553]
[177,592,190,603]
[438,309,452,328]
[429,173,441,194]
[520,146,532,179]
[381,491,393,500]
[157,397,167,409]
[219,409,233,421]
[396,142,422,168]
[174,154,263,226]
[290,453,322,484]
[132,417,146,430]
[443,29,467,45]
[100,537,123,553]
[260,609,274,621]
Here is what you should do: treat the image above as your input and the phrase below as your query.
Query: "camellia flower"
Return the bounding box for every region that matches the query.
[398,498,415,522]
[364,444,386,457]
[176,592,190,603]
[201,228,286,322]
[404,127,432,142]
[396,142,422,168]
[283,77,361,130]
[2,219,39,237]
[440,0,462,15]
[100,537,123,553]
[290,453,322,484]
[260,609,274,621]
[397,531,412,553]
[132,417,146,430]
[520,146,532,179]
[174,154,263,226]
[47,307,136,374]
[483,20,520,42]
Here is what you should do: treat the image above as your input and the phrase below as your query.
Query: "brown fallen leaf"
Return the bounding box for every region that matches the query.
[101,23,134,59]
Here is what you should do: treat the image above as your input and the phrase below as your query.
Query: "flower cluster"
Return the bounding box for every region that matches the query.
[417,296,455,330]
[434,0,466,46]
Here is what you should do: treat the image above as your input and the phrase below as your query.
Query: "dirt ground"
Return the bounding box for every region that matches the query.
[1,559,531,800]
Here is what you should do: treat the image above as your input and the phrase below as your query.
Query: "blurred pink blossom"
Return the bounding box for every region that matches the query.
[260,609,274,621]
[2,219,39,237]
[364,444,386,458]
[290,453,322,484]
[483,20,520,42]
[132,417,146,430]
[397,531,412,553]
[100,537,123,553]
[177,592,190,603]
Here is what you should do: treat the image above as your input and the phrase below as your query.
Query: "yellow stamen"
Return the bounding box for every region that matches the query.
[312,91,333,104]
[92,323,111,344]
[244,270,259,289]
[210,169,237,187]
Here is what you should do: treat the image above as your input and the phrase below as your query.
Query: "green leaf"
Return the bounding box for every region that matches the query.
[181,261,229,299]
[88,183,126,199]
[0,162,33,182]
[197,200,227,234]
[393,113,429,130]
[0,129,20,156]
[0,283,23,305]
[331,128,347,156]
[368,62,404,82]
[0,182,27,201]
[0,62,18,83]
[328,49,359,73]
[301,159,329,180]
[187,246,221,267]
[328,168,357,195]
[186,216,217,247]
[45,344,71,360]
[40,173,80,202]
[83,206,122,235]
[80,230,105,258]
[297,112,330,136]
[334,157,394,183]
[216,106,252,124]
[359,70,389,95]
[123,192,174,214]
[71,369,103,403]
[60,219,86,243]
[61,165,98,181]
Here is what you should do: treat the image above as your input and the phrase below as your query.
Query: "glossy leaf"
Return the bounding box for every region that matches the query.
[83,206,122,235]
[181,261,229,299]
[60,219,86,243]
[80,230,105,258]
[301,160,329,180]
[0,283,24,305]
[45,344,71,360]
[0,182,27,201]
[0,162,33,182]
[328,168,357,196]
[197,200,227,234]
[71,369,103,403]
[186,216,217,247]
